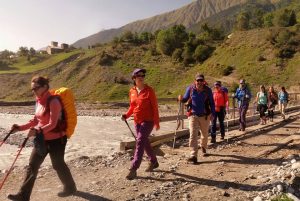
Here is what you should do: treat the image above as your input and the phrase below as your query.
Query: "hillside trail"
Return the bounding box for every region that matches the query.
[0,112,299,201]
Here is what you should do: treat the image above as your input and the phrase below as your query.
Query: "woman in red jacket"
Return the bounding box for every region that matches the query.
[122,68,160,180]
[7,76,76,201]
[211,81,228,143]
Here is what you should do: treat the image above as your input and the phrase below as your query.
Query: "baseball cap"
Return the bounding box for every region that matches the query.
[132,68,146,77]
[195,74,205,81]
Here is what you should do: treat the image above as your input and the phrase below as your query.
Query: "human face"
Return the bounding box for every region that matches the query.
[195,79,204,88]
[134,72,145,86]
[31,82,46,97]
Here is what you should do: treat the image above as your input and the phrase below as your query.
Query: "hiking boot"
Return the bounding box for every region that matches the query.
[57,186,77,197]
[210,137,216,143]
[7,193,28,201]
[126,168,137,180]
[187,156,197,164]
[145,161,159,172]
[220,135,225,140]
[201,147,208,157]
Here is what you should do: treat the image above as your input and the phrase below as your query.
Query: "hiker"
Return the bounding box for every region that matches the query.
[121,68,160,180]
[233,79,252,131]
[278,86,289,119]
[210,81,229,143]
[7,76,76,201]
[178,74,215,164]
[255,85,268,125]
[267,86,278,122]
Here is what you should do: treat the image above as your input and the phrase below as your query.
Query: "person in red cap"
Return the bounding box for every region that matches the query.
[122,68,160,180]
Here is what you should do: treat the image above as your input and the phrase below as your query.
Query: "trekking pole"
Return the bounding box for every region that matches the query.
[0,137,29,191]
[0,129,14,148]
[172,102,182,150]
[124,120,136,141]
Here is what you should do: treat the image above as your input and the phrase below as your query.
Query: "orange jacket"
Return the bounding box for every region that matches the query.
[125,85,160,129]
[213,89,229,112]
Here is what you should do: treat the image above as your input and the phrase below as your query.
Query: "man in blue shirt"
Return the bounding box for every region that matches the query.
[178,74,215,164]
[234,79,252,131]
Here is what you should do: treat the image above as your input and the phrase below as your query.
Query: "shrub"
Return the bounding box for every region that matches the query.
[193,45,214,62]
[222,65,235,76]
[172,48,183,62]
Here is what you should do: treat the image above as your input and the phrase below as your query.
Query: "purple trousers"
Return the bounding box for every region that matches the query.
[239,104,249,130]
[131,121,157,170]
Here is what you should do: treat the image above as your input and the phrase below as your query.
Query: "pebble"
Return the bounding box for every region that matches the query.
[253,196,263,201]
[292,162,300,170]
[276,184,284,192]
[291,159,297,164]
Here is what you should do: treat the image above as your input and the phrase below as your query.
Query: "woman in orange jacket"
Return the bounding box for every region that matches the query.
[122,68,160,180]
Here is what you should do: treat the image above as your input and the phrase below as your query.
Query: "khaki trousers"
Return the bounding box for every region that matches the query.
[188,115,210,157]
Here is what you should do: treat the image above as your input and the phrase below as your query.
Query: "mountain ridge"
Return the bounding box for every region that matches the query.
[73,0,248,48]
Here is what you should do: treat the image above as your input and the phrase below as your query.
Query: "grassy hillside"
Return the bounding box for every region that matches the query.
[0,27,299,102]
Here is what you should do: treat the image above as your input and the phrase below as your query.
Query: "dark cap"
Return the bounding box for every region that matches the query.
[214,81,222,86]
[195,74,205,81]
[132,68,146,77]
[239,79,245,84]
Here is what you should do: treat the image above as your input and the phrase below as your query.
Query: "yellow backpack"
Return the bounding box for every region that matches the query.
[49,87,77,138]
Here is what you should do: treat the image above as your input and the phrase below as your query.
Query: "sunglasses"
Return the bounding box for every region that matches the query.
[196,79,204,82]
[31,86,42,91]
[135,74,145,78]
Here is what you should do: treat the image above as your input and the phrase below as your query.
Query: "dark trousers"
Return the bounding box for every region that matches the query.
[19,136,76,200]
[211,109,225,138]
[131,121,157,170]
[239,104,249,130]
[257,104,267,118]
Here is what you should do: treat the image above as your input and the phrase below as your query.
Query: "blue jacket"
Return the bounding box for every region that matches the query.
[235,87,252,107]
[278,91,288,103]
[182,85,215,117]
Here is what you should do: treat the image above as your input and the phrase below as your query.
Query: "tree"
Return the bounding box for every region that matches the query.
[120,31,134,42]
[274,9,296,27]
[263,13,274,27]
[193,45,213,62]
[289,10,297,26]
[139,32,154,44]
[182,45,194,65]
[236,11,250,30]
[18,46,29,56]
[172,48,183,62]
[29,47,36,56]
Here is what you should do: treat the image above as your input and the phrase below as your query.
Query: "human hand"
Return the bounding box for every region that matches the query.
[27,128,37,137]
[177,95,182,101]
[10,124,20,134]
[121,114,127,121]
[245,94,249,99]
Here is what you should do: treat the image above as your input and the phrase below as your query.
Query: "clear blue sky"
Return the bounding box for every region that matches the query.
[0,0,193,52]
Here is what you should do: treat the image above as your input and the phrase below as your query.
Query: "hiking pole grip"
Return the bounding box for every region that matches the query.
[0,130,14,147]
[0,137,29,191]
[124,120,137,141]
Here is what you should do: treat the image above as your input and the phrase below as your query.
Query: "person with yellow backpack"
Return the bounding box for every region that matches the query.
[7,76,77,201]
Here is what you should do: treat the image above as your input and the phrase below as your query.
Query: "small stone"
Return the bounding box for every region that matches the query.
[291,159,297,164]
[276,184,284,192]
[253,196,263,201]
[223,191,230,197]
[291,162,300,170]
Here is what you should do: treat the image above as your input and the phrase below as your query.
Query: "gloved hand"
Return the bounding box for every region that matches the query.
[10,124,20,134]
[121,114,127,121]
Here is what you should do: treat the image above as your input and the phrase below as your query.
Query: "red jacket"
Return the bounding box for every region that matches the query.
[213,89,228,112]
[125,85,160,129]
[19,91,65,140]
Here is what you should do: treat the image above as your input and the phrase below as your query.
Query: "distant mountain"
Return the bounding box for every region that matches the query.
[73,0,248,48]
